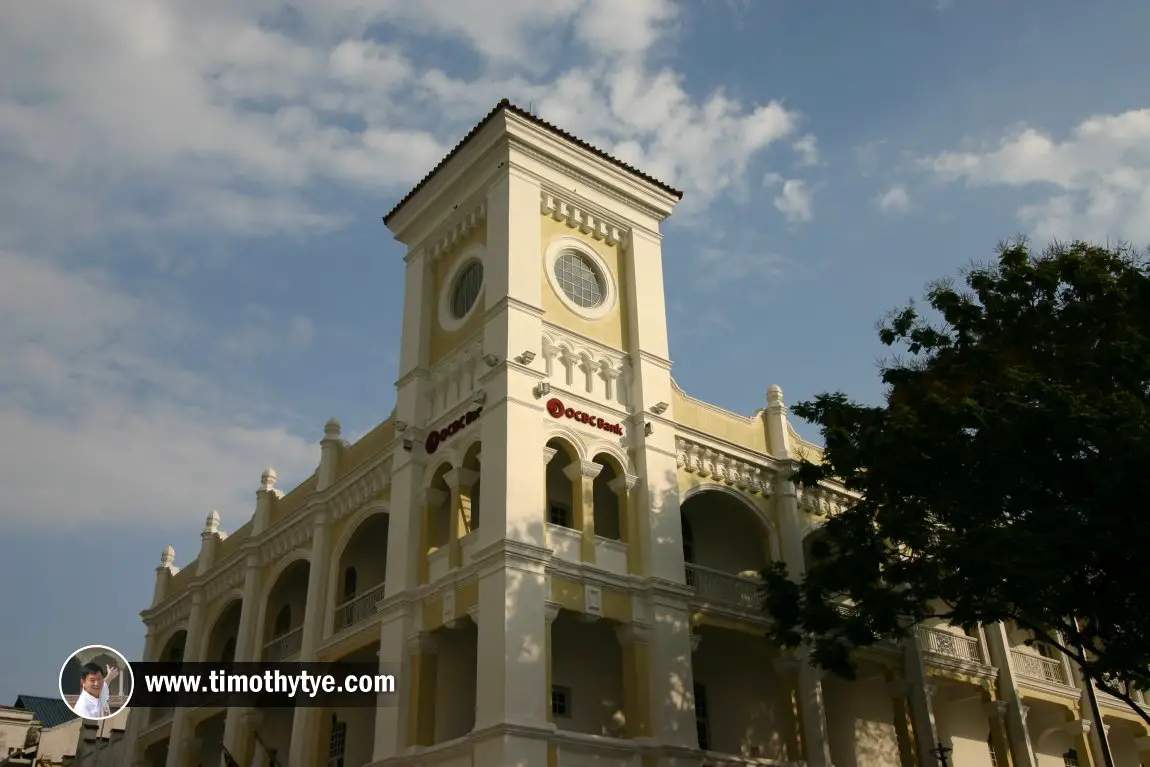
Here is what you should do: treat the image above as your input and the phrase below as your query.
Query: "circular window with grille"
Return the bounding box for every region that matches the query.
[438,246,486,331]
[543,237,616,320]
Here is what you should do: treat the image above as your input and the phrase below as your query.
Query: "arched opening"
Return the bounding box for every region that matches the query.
[149,630,187,722]
[343,567,358,602]
[680,488,770,612]
[204,599,242,664]
[546,438,577,529]
[591,452,622,541]
[263,558,310,661]
[428,464,453,551]
[333,510,389,633]
[221,636,236,664]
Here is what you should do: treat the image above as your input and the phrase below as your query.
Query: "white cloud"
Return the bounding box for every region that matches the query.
[773,179,814,224]
[0,249,317,529]
[0,0,817,529]
[921,108,1150,243]
[793,134,820,166]
[876,184,911,214]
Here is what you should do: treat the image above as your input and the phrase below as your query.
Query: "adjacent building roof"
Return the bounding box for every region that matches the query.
[13,694,78,729]
[383,99,684,225]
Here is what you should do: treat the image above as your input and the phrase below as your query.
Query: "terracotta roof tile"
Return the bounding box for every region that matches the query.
[383,99,683,225]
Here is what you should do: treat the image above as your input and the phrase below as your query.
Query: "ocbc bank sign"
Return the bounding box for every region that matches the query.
[424,408,482,454]
[546,397,624,435]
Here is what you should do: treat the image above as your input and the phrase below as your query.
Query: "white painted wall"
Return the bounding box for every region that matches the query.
[823,675,902,767]
[551,614,626,738]
[434,624,478,743]
[692,626,789,760]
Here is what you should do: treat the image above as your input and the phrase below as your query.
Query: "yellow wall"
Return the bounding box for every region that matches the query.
[539,216,628,349]
[672,385,769,453]
[428,223,488,367]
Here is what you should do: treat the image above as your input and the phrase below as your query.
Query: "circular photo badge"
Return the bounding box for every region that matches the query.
[59,645,134,721]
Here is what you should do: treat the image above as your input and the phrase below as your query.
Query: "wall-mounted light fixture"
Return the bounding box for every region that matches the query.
[644,422,654,436]
[473,389,487,406]
[394,420,408,433]
[402,436,415,452]
[650,402,669,415]
[483,354,500,368]
[533,381,550,398]
[517,351,536,364]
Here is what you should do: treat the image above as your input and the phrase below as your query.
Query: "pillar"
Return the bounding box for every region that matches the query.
[616,623,653,739]
[221,554,261,762]
[417,488,446,585]
[544,603,560,725]
[163,591,206,767]
[985,623,1038,767]
[904,635,942,764]
[442,467,478,568]
[372,606,417,761]
[644,597,699,751]
[794,649,834,767]
[888,680,919,767]
[287,511,333,767]
[471,555,551,766]
[564,459,602,563]
[608,472,641,574]
[405,632,439,747]
[984,700,1014,767]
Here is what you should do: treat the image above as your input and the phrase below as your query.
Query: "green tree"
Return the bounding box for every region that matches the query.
[762,239,1150,729]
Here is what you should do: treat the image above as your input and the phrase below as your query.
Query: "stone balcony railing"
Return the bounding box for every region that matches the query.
[333,581,387,634]
[685,563,762,612]
[916,624,984,663]
[263,625,303,662]
[1010,650,1070,686]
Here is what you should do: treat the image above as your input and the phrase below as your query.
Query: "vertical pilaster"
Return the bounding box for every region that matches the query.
[564,459,601,563]
[609,472,642,573]
[645,597,698,749]
[615,623,653,739]
[417,489,445,585]
[442,468,478,568]
[984,700,1014,767]
[771,657,804,763]
[985,623,1038,767]
[406,632,439,747]
[288,511,332,767]
[904,637,942,765]
[794,650,834,767]
[372,606,416,761]
[163,591,206,767]
[222,555,262,761]
[887,680,919,767]
[123,630,162,766]
[544,603,560,724]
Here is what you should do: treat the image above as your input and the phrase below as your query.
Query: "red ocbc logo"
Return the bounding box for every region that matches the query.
[545,397,624,435]
[424,407,482,454]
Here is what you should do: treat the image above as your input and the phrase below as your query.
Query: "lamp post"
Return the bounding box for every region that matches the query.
[929,740,953,767]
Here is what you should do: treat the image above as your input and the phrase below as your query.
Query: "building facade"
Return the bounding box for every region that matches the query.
[123,101,1150,767]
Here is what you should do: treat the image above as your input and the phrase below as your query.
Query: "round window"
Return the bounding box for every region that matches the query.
[451,260,483,319]
[554,250,604,308]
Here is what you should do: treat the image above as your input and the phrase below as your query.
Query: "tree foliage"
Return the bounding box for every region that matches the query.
[762,240,1150,725]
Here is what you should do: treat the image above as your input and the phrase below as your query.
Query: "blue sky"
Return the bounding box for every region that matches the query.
[1,0,1148,702]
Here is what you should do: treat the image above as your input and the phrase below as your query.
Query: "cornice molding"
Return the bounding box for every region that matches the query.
[539,189,628,247]
[675,436,774,496]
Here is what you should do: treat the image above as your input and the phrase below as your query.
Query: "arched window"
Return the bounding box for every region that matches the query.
[221,636,236,664]
[343,567,358,603]
[274,605,292,636]
[682,514,695,563]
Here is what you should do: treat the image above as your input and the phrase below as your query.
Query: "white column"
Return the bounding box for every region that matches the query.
[903,637,942,763]
[774,468,833,767]
[221,554,261,761]
[645,596,698,750]
[621,228,685,583]
[984,623,1038,767]
[372,606,417,761]
[287,511,333,767]
[163,591,206,767]
[471,556,551,767]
